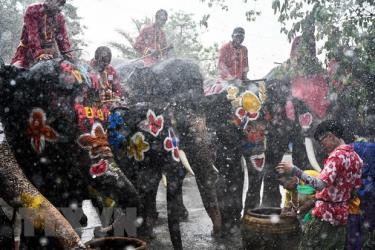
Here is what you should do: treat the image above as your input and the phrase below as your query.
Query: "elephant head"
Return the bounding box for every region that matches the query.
[0,59,140,244]
[113,58,222,248]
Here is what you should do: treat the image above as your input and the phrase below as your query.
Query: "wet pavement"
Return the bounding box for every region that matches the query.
[81,156,291,249]
[81,174,244,249]
[148,176,243,250]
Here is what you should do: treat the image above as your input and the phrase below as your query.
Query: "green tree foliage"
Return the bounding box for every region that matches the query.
[0,0,85,62]
[0,0,24,62]
[109,11,219,78]
[201,0,375,114]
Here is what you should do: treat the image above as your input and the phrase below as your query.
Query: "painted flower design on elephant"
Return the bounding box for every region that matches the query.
[299,112,313,129]
[127,132,150,161]
[235,91,262,128]
[107,111,127,151]
[226,85,239,100]
[77,122,113,159]
[77,122,113,177]
[147,110,164,137]
[60,61,83,84]
[89,159,109,177]
[164,128,180,162]
[27,108,59,154]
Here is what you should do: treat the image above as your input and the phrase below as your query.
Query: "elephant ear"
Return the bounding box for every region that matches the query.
[92,123,106,139]
[77,134,95,149]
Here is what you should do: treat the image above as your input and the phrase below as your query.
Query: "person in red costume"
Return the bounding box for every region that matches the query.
[134,9,172,66]
[90,46,122,101]
[218,27,249,82]
[11,0,73,68]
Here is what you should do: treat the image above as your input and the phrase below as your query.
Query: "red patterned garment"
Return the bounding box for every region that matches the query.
[313,144,363,225]
[134,24,167,66]
[218,42,249,81]
[89,60,122,99]
[11,3,71,68]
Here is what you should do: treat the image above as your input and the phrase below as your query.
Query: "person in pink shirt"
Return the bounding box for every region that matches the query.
[11,0,72,68]
[134,9,172,66]
[276,120,362,250]
[218,27,249,82]
[90,46,122,101]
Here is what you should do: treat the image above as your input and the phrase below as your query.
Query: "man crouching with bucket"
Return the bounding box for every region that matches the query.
[276,120,362,250]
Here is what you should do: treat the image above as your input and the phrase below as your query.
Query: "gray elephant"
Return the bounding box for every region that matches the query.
[203,79,267,236]
[113,58,222,249]
[0,58,140,247]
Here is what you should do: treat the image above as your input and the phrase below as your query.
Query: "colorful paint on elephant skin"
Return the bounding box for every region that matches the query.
[299,112,313,129]
[74,103,109,133]
[127,132,150,161]
[147,109,164,137]
[89,159,109,177]
[60,61,84,85]
[164,127,181,162]
[77,122,112,159]
[20,193,45,229]
[108,111,127,151]
[27,108,59,154]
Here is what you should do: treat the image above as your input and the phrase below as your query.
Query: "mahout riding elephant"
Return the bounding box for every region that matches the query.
[113,58,222,249]
[0,58,140,247]
[203,79,267,235]
[0,138,84,249]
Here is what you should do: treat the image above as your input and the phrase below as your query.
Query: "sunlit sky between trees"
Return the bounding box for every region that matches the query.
[75,0,292,79]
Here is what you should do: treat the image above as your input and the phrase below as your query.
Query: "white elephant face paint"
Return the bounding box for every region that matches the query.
[250,153,265,172]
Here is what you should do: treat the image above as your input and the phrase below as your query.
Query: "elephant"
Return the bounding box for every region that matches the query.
[112,58,222,249]
[253,76,332,208]
[203,79,267,235]
[0,58,140,247]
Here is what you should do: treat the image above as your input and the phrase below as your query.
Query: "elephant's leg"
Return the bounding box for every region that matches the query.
[91,164,141,238]
[187,143,222,235]
[215,145,244,234]
[261,133,288,207]
[166,167,184,250]
[244,163,264,213]
[148,176,160,221]
[184,115,222,235]
[135,163,162,239]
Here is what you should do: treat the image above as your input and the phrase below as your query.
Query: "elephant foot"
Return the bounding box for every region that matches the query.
[211,228,223,239]
[177,205,189,221]
[221,221,241,239]
[208,207,222,236]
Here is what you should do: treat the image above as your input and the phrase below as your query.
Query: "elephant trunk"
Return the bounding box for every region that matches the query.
[179,149,195,176]
[0,140,84,249]
[304,137,322,172]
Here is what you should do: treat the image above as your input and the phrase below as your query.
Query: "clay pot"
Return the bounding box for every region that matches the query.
[241,207,301,250]
[85,237,147,250]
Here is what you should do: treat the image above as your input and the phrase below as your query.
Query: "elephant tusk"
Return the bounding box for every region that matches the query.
[162,174,167,187]
[179,150,195,176]
[212,164,219,173]
[241,155,247,172]
[305,137,322,172]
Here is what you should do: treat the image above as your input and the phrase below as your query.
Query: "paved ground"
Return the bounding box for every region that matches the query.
[81,175,244,250]
[148,176,243,250]
[81,155,291,249]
